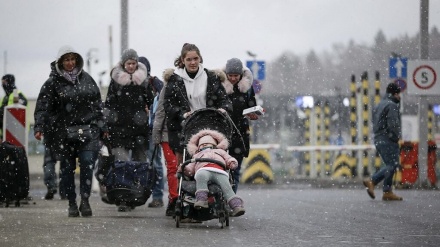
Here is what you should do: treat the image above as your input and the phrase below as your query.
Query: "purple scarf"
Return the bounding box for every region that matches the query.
[62,68,79,82]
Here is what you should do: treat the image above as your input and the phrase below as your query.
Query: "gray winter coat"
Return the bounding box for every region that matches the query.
[372,94,401,143]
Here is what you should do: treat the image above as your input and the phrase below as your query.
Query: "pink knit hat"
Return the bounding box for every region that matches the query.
[198,135,217,148]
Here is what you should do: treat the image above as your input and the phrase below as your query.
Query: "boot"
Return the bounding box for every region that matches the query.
[363,178,376,199]
[79,199,93,217]
[382,191,403,201]
[165,199,176,216]
[44,189,57,200]
[194,190,209,209]
[148,199,164,208]
[228,196,245,217]
[68,201,79,217]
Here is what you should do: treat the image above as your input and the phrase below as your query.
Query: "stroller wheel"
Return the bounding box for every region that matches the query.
[175,215,180,228]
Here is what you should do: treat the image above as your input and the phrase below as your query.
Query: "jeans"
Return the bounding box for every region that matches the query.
[372,141,400,192]
[60,150,98,203]
[148,142,164,200]
[43,146,66,196]
[230,155,244,193]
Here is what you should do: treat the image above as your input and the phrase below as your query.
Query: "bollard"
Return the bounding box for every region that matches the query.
[3,103,28,153]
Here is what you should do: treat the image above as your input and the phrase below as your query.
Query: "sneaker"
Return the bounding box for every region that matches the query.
[44,189,56,200]
[148,199,164,208]
[382,191,403,201]
[79,200,92,217]
[363,179,376,199]
[165,199,176,216]
[68,202,80,217]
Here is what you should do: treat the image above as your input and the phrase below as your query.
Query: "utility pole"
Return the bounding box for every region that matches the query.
[121,0,128,55]
[417,0,429,187]
[109,25,114,71]
[3,51,7,74]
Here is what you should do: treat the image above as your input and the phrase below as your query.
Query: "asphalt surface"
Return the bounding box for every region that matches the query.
[0,155,439,247]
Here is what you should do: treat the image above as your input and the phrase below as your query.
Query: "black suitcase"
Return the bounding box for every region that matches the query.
[0,141,30,207]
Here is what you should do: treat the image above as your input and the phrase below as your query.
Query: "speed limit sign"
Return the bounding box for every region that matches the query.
[407,60,440,95]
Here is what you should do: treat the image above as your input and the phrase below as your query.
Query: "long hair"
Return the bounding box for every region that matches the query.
[173,43,203,69]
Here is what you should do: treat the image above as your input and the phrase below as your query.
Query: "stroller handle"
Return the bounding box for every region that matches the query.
[182,158,227,169]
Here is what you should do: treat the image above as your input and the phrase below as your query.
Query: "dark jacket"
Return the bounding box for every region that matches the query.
[163,67,232,151]
[0,78,27,131]
[372,93,401,144]
[221,67,256,157]
[34,52,105,157]
[104,63,154,149]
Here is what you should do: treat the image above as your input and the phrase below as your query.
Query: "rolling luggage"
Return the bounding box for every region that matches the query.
[105,160,155,207]
[0,141,30,207]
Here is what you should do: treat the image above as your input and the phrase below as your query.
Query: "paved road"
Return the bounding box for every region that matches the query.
[1,155,439,247]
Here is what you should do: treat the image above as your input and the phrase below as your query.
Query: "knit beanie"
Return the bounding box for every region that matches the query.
[198,135,217,148]
[386,83,401,94]
[2,74,16,95]
[225,58,243,75]
[121,49,139,65]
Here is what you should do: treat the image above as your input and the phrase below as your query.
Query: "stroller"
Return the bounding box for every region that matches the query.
[175,108,244,228]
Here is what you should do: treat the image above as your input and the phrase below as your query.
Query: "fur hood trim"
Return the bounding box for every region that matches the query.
[187,129,229,156]
[221,67,253,95]
[111,62,148,86]
[162,68,176,82]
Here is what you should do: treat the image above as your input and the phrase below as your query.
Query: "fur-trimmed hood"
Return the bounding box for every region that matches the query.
[111,62,148,86]
[221,67,253,95]
[187,129,229,156]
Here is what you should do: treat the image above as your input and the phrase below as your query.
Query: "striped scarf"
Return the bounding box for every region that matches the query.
[62,68,79,83]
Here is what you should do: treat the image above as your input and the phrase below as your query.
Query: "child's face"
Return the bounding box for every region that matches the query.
[199,143,214,150]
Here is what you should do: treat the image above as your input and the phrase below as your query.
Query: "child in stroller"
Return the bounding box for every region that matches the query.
[180,129,246,217]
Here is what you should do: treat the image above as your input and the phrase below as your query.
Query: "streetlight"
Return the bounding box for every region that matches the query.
[86,48,99,75]
[246,50,258,80]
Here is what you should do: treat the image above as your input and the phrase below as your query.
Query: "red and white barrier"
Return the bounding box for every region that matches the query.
[3,104,27,152]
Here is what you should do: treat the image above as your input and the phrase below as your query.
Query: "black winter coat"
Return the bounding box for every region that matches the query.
[222,68,256,157]
[34,62,105,157]
[104,64,154,149]
[163,68,232,151]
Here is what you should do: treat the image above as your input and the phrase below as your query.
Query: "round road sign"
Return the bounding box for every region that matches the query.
[394,78,407,92]
[412,65,437,90]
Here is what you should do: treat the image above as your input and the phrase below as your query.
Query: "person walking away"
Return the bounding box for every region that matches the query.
[363,82,403,201]
[139,56,165,208]
[163,43,232,215]
[42,145,67,200]
[104,49,154,211]
[221,58,259,193]
[0,74,28,140]
[34,45,107,217]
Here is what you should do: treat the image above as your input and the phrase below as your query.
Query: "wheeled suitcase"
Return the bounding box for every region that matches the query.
[0,141,30,207]
[105,160,155,207]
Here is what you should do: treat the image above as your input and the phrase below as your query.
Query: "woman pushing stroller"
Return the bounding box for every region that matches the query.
[180,129,246,217]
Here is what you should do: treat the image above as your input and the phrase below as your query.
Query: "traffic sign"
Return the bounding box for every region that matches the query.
[389,57,408,78]
[394,78,407,92]
[252,79,262,94]
[246,60,266,80]
[407,60,440,95]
